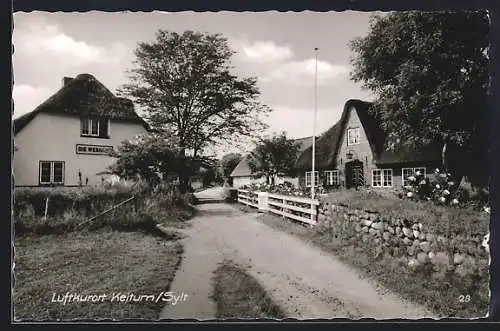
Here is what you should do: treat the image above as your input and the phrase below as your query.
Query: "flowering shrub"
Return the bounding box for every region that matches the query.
[402,168,462,207]
[240,182,327,198]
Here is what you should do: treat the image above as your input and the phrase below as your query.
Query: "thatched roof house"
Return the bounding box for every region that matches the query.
[13,74,151,187]
[14,74,149,135]
[296,99,442,189]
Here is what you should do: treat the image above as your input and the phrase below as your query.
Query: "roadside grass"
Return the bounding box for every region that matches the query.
[211,261,285,319]
[257,212,489,319]
[13,229,183,321]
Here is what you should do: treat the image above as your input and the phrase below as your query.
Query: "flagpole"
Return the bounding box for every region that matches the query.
[311,47,318,199]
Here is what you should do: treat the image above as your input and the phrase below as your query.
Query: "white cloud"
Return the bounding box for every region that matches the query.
[241,41,293,63]
[13,21,127,67]
[262,59,349,85]
[265,105,343,138]
[12,85,52,118]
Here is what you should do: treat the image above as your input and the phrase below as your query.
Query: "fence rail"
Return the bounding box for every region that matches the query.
[237,189,259,208]
[237,190,319,225]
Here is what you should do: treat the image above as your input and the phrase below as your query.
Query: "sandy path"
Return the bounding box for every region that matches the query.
[160,187,433,320]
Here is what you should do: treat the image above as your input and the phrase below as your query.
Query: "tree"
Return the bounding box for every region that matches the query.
[110,133,214,189]
[109,134,179,187]
[219,153,242,185]
[248,132,300,185]
[119,30,271,192]
[350,11,489,188]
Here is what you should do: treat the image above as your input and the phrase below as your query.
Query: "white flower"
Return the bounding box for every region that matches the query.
[451,198,459,205]
[435,184,441,189]
[415,171,421,176]
[440,173,447,178]
[408,176,416,182]
[439,197,446,203]
[484,206,491,214]
[435,168,440,173]
[448,181,455,186]
[419,180,426,185]
[407,192,414,198]
[443,189,450,195]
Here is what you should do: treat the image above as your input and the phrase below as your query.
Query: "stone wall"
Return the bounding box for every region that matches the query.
[317,199,490,280]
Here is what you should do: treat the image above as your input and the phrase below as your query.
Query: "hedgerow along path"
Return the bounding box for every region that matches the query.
[160,187,433,320]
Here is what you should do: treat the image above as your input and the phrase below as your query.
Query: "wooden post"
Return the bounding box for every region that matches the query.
[43,197,49,220]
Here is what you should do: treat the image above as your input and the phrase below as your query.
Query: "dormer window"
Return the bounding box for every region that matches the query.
[81,117,110,138]
[347,127,360,145]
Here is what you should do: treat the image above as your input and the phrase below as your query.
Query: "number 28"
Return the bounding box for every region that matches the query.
[459,295,471,303]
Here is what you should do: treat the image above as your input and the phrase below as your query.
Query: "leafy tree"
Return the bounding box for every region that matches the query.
[119,30,271,192]
[350,11,489,188]
[109,134,179,187]
[110,133,214,189]
[219,153,242,185]
[248,132,300,185]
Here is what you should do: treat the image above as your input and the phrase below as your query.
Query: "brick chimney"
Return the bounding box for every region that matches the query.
[62,77,73,87]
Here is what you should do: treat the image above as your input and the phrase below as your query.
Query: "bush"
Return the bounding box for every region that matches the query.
[401,168,488,210]
[240,182,329,198]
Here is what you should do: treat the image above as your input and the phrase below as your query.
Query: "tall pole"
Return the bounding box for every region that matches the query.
[311,47,318,199]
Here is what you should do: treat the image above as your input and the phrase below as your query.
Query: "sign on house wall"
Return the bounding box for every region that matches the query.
[75,144,114,155]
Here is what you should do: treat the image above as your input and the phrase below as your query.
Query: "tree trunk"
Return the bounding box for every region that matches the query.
[178,148,189,194]
[441,140,448,172]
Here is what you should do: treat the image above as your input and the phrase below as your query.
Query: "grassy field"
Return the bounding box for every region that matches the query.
[211,261,285,319]
[13,229,183,321]
[257,212,489,319]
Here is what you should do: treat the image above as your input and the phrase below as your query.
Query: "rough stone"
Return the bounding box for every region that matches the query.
[402,227,411,237]
[382,232,391,241]
[407,246,416,256]
[412,239,421,247]
[408,258,420,269]
[374,238,381,245]
[453,253,465,265]
[412,224,419,231]
[419,232,427,241]
[413,230,420,239]
[362,226,369,233]
[371,222,383,230]
[403,237,412,246]
[364,220,373,227]
[387,226,395,235]
[417,252,429,264]
[354,224,362,232]
[369,228,378,236]
[419,241,431,253]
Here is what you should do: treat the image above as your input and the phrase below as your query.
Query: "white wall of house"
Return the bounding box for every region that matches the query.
[14,112,148,186]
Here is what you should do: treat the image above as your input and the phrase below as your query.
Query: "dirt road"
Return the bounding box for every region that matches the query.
[160,187,433,320]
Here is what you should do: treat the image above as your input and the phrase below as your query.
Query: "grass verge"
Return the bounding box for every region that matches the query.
[257,213,489,318]
[211,261,285,319]
[13,229,183,321]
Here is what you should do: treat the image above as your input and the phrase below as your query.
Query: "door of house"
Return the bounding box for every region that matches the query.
[345,160,364,189]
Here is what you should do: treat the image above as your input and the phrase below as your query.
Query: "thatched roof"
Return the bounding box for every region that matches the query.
[13,74,150,135]
[230,136,315,178]
[295,99,442,170]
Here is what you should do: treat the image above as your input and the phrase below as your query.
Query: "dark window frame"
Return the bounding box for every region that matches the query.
[80,117,110,139]
[38,160,65,186]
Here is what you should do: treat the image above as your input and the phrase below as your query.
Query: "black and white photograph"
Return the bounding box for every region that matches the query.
[12,9,492,321]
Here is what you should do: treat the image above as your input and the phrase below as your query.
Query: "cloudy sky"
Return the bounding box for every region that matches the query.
[13,11,378,155]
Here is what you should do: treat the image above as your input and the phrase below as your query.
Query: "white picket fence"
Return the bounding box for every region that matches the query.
[237,190,319,225]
